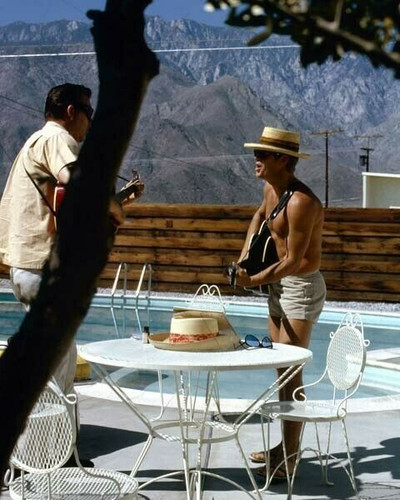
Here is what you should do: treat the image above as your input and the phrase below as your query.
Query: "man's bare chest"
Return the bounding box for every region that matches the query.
[265,206,289,240]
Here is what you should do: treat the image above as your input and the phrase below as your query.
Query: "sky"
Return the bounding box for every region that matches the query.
[0,0,227,27]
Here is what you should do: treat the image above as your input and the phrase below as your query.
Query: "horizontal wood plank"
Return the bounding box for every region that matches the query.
[321,255,400,273]
[109,249,237,267]
[122,217,250,232]
[116,229,245,240]
[322,237,400,255]
[323,222,399,237]
[125,203,257,218]
[114,235,244,251]
[100,267,228,285]
[323,208,400,223]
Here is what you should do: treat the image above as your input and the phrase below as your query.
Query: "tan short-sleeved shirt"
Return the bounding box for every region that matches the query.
[0,121,80,269]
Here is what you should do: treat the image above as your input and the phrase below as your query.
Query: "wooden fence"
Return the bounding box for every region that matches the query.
[0,205,398,302]
[100,204,400,303]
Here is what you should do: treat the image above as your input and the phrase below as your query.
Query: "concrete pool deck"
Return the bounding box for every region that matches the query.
[77,390,400,500]
[2,386,399,500]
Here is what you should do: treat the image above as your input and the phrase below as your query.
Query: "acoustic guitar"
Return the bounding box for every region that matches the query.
[239,220,278,276]
[228,186,296,294]
[53,169,143,229]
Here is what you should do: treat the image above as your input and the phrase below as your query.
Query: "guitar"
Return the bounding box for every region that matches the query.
[53,169,143,229]
[239,220,279,276]
[227,186,296,294]
[227,221,278,294]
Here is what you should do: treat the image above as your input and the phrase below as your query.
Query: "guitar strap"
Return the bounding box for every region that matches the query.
[24,166,57,217]
[266,181,300,223]
[241,181,299,263]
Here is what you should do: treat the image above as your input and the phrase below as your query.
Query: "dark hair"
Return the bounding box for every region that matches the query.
[286,155,299,173]
[44,83,92,119]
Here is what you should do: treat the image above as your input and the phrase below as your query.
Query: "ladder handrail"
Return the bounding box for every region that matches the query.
[110,262,152,338]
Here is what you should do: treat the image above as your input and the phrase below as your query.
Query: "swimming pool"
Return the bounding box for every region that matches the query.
[1,290,399,402]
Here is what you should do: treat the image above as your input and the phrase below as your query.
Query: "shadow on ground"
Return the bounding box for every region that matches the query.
[78,424,148,459]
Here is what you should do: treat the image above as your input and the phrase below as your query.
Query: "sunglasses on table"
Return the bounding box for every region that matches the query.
[254,150,282,160]
[75,102,94,121]
[238,334,273,349]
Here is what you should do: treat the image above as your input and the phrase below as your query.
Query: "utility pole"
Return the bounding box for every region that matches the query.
[310,129,343,208]
[354,134,383,172]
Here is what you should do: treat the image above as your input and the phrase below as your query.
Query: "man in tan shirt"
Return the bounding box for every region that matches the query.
[234,126,326,479]
[0,83,132,395]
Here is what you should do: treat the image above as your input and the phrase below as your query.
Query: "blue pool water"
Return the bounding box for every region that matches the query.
[1,292,399,400]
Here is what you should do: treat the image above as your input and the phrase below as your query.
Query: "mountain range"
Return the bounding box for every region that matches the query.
[0,17,399,206]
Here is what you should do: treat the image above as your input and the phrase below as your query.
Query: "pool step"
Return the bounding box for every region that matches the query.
[366,348,400,372]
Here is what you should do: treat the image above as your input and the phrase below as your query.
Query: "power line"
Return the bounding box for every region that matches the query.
[55,0,86,16]
[127,144,246,171]
[155,44,299,53]
[0,52,95,59]
[0,95,42,115]
[0,140,13,162]
[0,44,299,59]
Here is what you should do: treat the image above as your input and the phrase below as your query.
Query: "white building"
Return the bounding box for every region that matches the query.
[362,172,400,208]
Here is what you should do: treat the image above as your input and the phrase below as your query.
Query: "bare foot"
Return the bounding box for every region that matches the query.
[249,444,283,463]
[256,460,294,482]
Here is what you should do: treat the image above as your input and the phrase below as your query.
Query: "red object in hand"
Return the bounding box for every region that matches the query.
[53,185,66,214]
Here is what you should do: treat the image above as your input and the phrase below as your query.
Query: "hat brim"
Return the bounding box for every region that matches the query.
[244,142,310,160]
[148,332,238,352]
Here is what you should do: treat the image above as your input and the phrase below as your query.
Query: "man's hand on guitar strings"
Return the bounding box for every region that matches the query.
[226,262,252,288]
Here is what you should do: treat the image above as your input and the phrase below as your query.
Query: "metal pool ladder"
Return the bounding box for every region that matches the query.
[110,262,152,339]
[109,262,165,420]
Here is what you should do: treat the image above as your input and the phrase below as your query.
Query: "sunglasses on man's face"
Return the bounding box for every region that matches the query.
[254,150,282,160]
[239,334,273,349]
[75,103,94,121]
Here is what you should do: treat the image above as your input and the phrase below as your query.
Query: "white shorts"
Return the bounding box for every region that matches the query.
[268,271,326,323]
[10,267,77,396]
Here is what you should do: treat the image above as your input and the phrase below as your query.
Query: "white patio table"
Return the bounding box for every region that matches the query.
[79,339,312,500]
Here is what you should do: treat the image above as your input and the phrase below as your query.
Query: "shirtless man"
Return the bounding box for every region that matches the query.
[234,126,326,478]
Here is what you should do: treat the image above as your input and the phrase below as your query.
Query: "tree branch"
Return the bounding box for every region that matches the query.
[0,0,159,481]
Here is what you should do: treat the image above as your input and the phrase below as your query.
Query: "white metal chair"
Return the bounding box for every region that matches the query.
[6,379,138,499]
[259,312,369,499]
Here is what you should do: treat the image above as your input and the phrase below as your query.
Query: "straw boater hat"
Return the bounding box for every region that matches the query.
[148,309,240,352]
[244,126,310,160]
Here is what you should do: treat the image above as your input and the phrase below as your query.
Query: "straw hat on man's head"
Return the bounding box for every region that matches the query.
[244,126,310,160]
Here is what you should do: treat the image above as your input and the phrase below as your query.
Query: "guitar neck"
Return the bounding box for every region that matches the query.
[114,181,139,205]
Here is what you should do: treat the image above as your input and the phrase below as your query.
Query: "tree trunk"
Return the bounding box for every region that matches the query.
[0,0,159,481]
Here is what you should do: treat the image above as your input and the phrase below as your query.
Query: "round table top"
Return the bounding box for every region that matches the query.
[79,339,312,372]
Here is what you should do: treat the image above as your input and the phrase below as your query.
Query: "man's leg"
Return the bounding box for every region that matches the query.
[10,267,77,395]
[10,267,42,309]
[270,315,313,471]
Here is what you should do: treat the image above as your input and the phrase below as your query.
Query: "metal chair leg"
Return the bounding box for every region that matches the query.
[341,419,359,499]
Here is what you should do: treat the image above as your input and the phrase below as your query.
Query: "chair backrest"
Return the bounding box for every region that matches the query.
[326,313,369,393]
[188,284,227,313]
[10,380,76,473]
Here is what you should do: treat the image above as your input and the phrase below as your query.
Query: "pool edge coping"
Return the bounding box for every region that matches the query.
[75,381,400,414]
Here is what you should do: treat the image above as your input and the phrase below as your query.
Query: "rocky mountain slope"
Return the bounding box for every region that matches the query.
[0,17,398,205]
